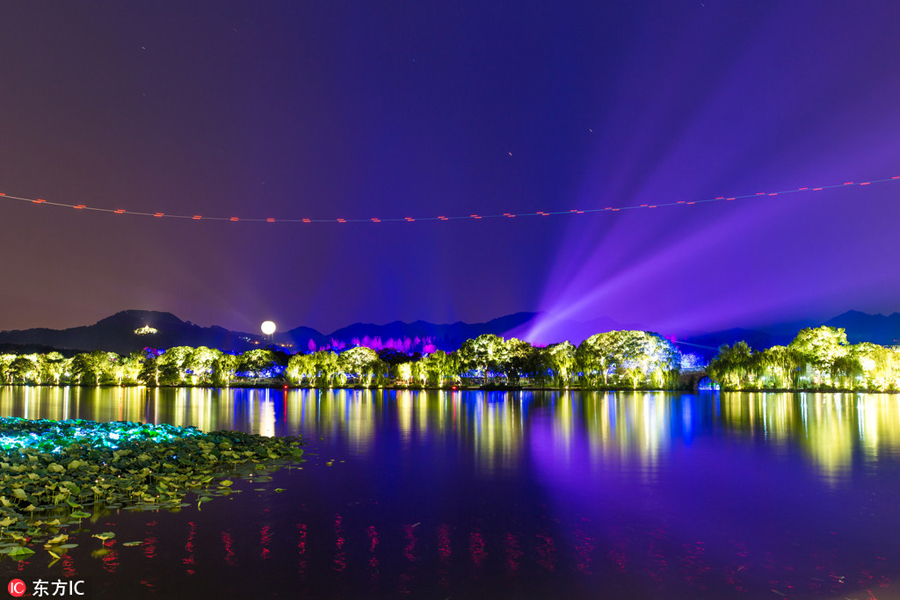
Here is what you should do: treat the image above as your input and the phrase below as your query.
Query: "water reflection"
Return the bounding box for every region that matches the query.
[716,392,900,481]
[3,387,900,480]
[2,387,900,598]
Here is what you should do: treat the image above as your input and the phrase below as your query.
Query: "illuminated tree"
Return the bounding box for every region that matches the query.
[138,350,161,386]
[238,349,277,384]
[577,331,680,389]
[0,354,16,384]
[419,350,453,387]
[850,342,900,391]
[158,346,194,385]
[8,355,39,384]
[110,353,144,385]
[314,351,341,387]
[339,346,381,386]
[286,352,317,386]
[502,338,539,385]
[707,342,756,390]
[212,353,240,386]
[186,346,222,385]
[39,352,69,385]
[542,342,577,387]
[456,334,509,383]
[832,353,863,389]
[396,362,413,387]
[788,326,849,386]
[576,333,614,387]
[70,351,116,385]
[758,345,801,389]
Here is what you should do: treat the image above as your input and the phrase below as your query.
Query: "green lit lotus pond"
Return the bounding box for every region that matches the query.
[0,417,303,560]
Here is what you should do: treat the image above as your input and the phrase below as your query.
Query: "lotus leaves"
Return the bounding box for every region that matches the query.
[0,417,303,553]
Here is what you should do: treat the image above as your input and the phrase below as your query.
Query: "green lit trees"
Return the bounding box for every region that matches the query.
[285,350,342,387]
[187,347,223,385]
[542,342,577,388]
[40,352,69,385]
[110,353,143,385]
[707,342,756,390]
[157,346,194,385]
[69,351,117,385]
[338,346,383,387]
[706,326,900,391]
[0,354,16,384]
[212,353,240,387]
[456,334,509,383]
[419,350,453,387]
[315,351,342,387]
[8,355,39,384]
[238,349,277,385]
[576,330,680,389]
[286,352,317,386]
[503,338,539,385]
[788,326,850,386]
[757,345,801,389]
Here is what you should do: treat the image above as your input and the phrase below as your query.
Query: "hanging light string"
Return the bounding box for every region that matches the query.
[2,175,897,224]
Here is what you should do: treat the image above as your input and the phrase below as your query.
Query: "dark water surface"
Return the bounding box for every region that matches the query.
[1,387,899,599]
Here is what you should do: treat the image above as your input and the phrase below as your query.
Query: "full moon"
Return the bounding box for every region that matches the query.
[260,320,276,336]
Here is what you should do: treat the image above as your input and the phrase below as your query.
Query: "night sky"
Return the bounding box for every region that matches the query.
[2,1,900,342]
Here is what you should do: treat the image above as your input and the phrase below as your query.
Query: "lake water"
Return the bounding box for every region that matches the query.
[1,387,899,599]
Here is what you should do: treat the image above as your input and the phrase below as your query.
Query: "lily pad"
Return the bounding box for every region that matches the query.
[8,546,35,559]
[0,417,304,549]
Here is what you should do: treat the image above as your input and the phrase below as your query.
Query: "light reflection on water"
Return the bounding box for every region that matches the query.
[4,387,900,482]
[1,387,900,598]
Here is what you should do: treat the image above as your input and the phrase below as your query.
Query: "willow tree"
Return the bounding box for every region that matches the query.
[542,342,577,387]
[419,350,453,387]
[758,345,801,389]
[286,352,317,386]
[314,351,342,387]
[707,342,756,390]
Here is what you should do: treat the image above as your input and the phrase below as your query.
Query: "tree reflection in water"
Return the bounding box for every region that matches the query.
[0,387,898,598]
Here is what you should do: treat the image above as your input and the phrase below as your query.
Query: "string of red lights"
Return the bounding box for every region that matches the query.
[2,175,897,224]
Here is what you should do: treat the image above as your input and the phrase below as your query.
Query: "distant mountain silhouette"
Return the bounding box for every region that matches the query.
[0,310,266,355]
[1,309,896,357]
[822,310,900,345]
[677,328,797,359]
[0,310,540,354]
[677,310,899,358]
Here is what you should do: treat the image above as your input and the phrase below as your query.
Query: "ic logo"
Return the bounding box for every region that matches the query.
[7,579,26,597]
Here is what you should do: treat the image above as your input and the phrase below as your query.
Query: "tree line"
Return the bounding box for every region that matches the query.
[0,330,685,390]
[707,326,900,391]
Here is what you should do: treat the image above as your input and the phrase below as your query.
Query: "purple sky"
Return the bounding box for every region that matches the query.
[2,1,900,340]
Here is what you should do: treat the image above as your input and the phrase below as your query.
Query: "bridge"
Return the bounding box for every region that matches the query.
[679,369,715,391]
